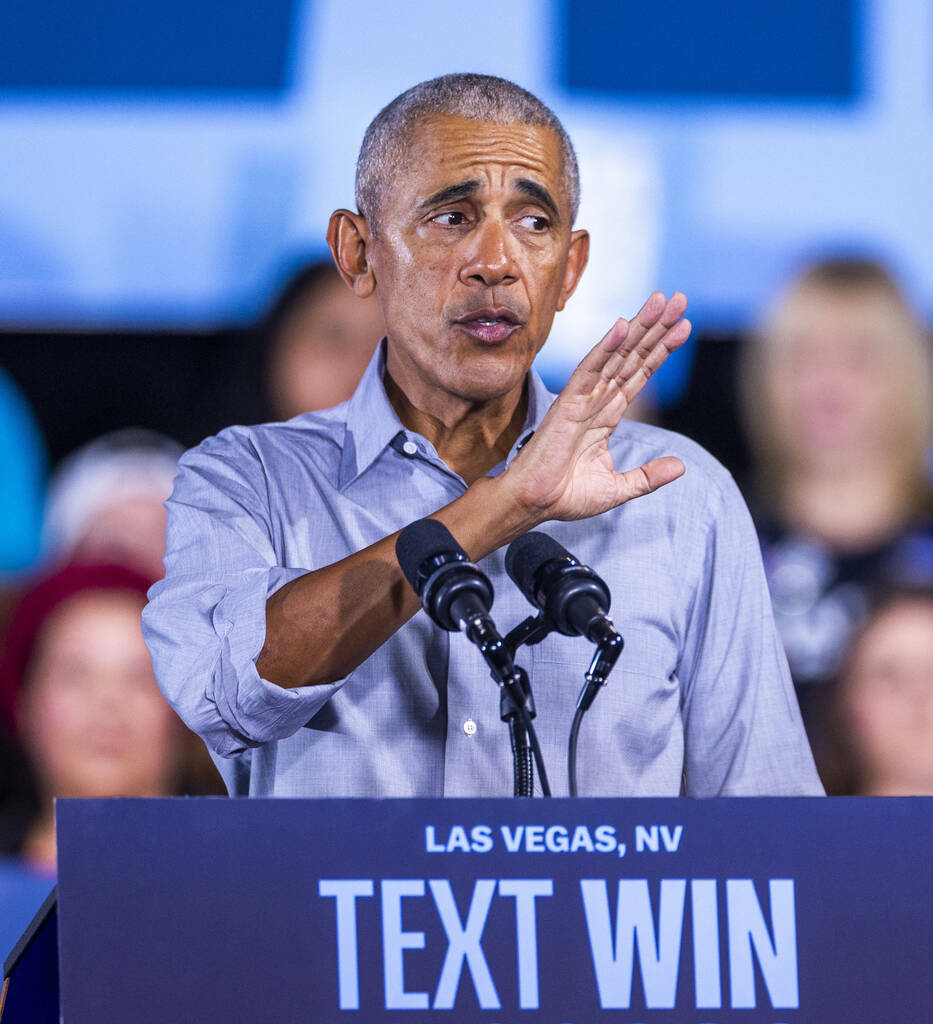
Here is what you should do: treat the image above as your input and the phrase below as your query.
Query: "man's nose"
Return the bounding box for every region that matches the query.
[459,216,519,287]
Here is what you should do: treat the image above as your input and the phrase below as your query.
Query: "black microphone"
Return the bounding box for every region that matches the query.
[505,531,616,644]
[397,518,552,798]
[395,518,494,633]
[507,532,623,795]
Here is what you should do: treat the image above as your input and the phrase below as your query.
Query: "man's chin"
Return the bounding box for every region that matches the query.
[455,337,541,389]
[445,361,530,405]
[386,337,537,410]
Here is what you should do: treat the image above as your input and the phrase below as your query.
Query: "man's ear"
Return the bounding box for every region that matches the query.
[556,228,590,311]
[327,209,376,297]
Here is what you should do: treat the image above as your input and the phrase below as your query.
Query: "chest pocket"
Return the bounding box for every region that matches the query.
[527,621,682,769]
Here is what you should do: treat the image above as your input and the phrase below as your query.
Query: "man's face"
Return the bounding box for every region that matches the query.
[365,114,588,411]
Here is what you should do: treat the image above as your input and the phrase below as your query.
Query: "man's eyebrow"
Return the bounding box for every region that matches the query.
[515,179,560,222]
[417,180,482,211]
[416,177,562,222]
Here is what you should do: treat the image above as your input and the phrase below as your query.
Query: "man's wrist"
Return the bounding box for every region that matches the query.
[438,474,543,561]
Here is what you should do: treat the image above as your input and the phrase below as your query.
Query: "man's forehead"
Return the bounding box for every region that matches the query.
[400,114,567,201]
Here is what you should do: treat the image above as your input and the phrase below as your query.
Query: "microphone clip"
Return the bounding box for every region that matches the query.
[579,630,624,711]
[503,613,554,657]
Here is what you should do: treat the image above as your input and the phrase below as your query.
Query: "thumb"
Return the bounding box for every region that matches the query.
[615,456,685,503]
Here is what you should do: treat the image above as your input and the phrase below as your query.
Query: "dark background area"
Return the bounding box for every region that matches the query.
[0,328,751,483]
[0,327,266,465]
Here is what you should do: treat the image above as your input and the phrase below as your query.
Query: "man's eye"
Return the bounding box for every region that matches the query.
[520,215,549,231]
[433,211,467,226]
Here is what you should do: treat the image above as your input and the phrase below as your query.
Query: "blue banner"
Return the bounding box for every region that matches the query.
[560,0,860,101]
[56,797,932,1021]
[0,0,299,95]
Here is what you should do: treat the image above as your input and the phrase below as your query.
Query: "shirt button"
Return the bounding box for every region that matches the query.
[401,440,418,456]
[463,718,477,736]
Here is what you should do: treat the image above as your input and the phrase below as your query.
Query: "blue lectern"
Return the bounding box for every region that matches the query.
[4,797,932,1022]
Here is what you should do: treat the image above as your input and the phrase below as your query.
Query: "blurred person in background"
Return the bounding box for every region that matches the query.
[39,428,227,797]
[739,258,933,742]
[821,589,933,795]
[41,428,183,582]
[261,258,386,419]
[0,564,185,873]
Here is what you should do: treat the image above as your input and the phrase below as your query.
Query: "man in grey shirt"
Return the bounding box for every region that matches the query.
[143,73,822,798]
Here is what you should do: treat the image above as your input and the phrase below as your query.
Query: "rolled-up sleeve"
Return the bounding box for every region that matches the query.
[678,472,824,796]
[142,430,344,758]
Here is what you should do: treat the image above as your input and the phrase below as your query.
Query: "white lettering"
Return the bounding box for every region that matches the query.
[635,825,660,853]
[429,879,499,1010]
[447,825,471,852]
[425,826,445,853]
[525,825,546,852]
[661,825,683,852]
[570,825,595,852]
[381,879,428,1010]
[727,879,798,1009]
[500,825,524,852]
[471,825,494,853]
[546,825,570,852]
[580,878,685,1009]
[594,825,617,853]
[498,879,554,1009]
[318,879,374,1010]
[691,879,721,1009]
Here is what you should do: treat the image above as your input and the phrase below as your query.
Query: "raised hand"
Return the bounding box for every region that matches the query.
[507,291,691,523]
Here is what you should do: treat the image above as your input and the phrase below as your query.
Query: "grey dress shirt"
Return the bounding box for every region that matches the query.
[143,346,823,798]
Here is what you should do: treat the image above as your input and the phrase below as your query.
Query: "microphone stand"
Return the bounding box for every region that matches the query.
[500,667,535,797]
[500,615,552,795]
[461,612,550,798]
[505,613,623,797]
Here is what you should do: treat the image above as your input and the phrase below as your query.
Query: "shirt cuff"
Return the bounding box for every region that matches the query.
[206,567,345,754]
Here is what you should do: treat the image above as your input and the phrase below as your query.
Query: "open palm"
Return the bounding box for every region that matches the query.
[511,291,692,522]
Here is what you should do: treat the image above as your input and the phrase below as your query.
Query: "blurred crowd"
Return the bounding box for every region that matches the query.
[739,258,933,786]
[0,253,931,913]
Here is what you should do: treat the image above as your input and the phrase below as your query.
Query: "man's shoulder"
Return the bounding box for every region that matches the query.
[174,407,350,498]
[185,406,348,464]
[610,419,735,499]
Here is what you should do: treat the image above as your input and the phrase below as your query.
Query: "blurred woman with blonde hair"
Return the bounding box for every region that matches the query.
[739,257,933,742]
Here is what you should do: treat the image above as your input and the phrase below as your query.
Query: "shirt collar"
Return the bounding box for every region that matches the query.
[338,340,557,489]
[339,341,407,489]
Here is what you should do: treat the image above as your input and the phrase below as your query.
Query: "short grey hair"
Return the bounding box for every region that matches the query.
[355,73,580,229]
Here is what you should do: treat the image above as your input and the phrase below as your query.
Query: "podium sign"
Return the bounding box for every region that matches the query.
[57,797,932,1022]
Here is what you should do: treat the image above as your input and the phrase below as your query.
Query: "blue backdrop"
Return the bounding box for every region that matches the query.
[0,0,928,386]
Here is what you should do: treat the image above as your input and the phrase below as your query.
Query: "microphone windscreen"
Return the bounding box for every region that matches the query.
[505,531,570,598]
[395,518,464,593]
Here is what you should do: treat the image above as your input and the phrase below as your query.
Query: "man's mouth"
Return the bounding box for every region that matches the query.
[452,307,523,344]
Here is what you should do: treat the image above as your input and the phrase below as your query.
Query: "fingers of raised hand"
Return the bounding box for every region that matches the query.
[617,319,691,402]
[601,291,686,367]
[627,291,688,356]
[570,292,689,397]
[573,317,632,382]
[610,290,674,352]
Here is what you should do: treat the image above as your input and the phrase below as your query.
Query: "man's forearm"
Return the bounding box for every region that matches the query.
[255,473,536,689]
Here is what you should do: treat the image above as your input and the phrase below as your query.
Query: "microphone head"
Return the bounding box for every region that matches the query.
[396,518,467,596]
[505,531,572,603]
[396,518,493,631]
[506,531,610,636]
